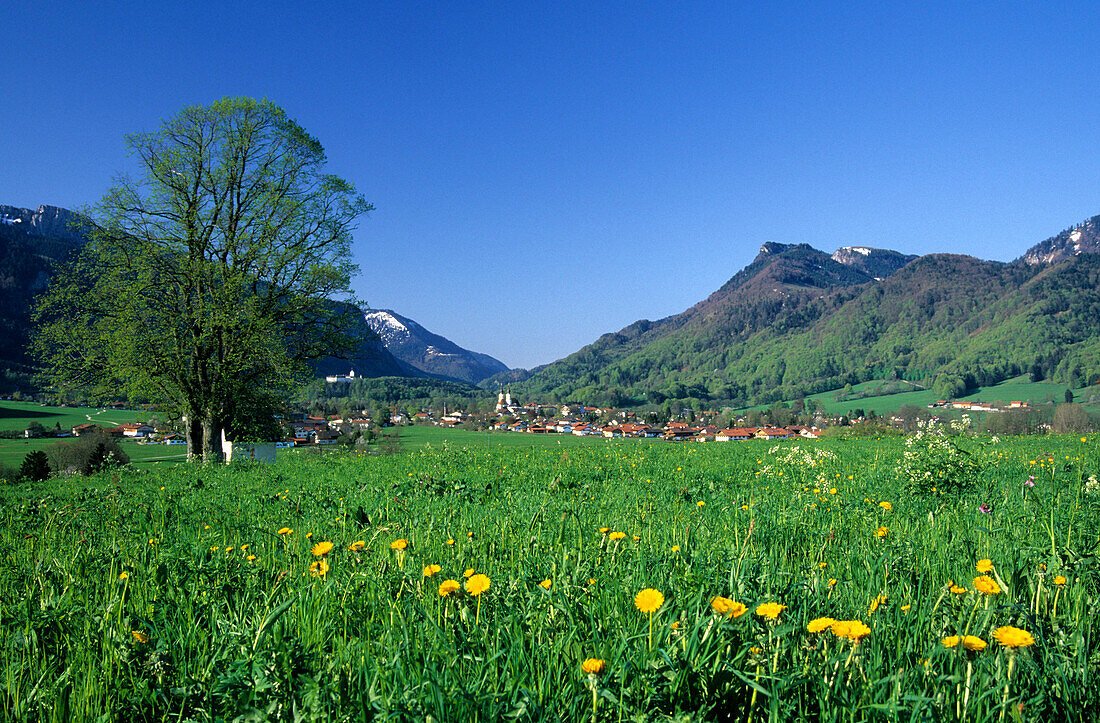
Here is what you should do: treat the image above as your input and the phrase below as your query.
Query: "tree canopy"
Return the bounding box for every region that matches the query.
[33,98,372,460]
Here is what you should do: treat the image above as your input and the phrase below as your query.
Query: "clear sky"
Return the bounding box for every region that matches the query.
[4,1,1100,369]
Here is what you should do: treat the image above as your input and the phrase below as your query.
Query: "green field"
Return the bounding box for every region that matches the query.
[0,400,142,432]
[802,375,1100,417]
[1,429,1097,721]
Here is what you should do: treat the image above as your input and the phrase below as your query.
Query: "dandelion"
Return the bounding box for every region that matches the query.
[132,630,149,644]
[875,526,888,538]
[118,571,129,581]
[466,573,491,597]
[149,538,158,546]
[671,545,680,553]
[951,584,968,595]
[976,559,993,573]
[306,532,313,539]
[635,588,664,650]
[277,527,292,535]
[901,604,911,612]
[818,562,827,569]
[973,576,1001,595]
[807,617,836,633]
[581,658,605,675]
[224,546,234,553]
[438,579,461,597]
[632,535,641,541]
[697,501,706,507]
[828,578,837,587]
[446,538,455,545]
[599,527,610,534]
[423,564,442,577]
[348,541,365,552]
[1053,575,1067,586]
[308,559,328,578]
[466,573,491,623]
[755,602,786,620]
[463,568,475,578]
[390,539,408,550]
[311,541,334,556]
[943,635,987,652]
[246,554,256,562]
[879,501,892,511]
[831,620,871,642]
[538,578,552,590]
[711,596,747,619]
[993,626,1035,648]
[741,504,749,510]
[608,531,626,541]
[868,594,887,614]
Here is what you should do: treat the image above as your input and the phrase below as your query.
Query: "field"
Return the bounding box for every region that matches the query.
[1,430,1097,721]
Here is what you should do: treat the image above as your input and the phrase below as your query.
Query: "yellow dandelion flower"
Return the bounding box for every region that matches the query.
[829,488,837,494]
[942,635,987,652]
[599,526,610,534]
[818,562,827,569]
[423,564,442,577]
[879,501,892,511]
[246,554,256,562]
[831,620,871,642]
[875,526,888,538]
[438,579,461,596]
[311,541,334,556]
[308,559,329,578]
[868,594,887,614]
[348,541,365,552]
[993,626,1035,648]
[149,538,158,546]
[828,578,837,587]
[710,596,747,618]
[755,602,786,620]
[901,604,911,612]
[634,588,665,614]
[741,504,749,510]
[446,538,455,545]
[973,576,1000,595]
[132,630,149,644]
[608,531,626,541]
[671,545,680,553]
[950,584,968,594]
[466,573,491,597]
[581,658,605,675]
[463,568,475,578]
[588,578,596,585]
[697,501,706,507]
[306,532,313,539]
[539,578,551,589]
[118,571,129,581]
[807,617,836,633]
[976,559,993,573]
[224,546,234,552]
[277,527,292,535]
[1053,575,1067,586]
[390,539,408,551]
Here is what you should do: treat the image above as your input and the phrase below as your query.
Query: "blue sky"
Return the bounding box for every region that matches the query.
[4,1,1100,369]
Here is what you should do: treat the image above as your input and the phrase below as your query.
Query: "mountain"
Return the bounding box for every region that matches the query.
[831,246,918,279]
[1016,215,1100,265]
[515,225,1100,407]
[0,205,87,385]
[363,309,510,384]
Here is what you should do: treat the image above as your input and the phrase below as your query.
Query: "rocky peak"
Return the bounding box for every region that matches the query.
[1017,215,1100,266]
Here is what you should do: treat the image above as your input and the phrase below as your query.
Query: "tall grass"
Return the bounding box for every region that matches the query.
[1,435,1097,721]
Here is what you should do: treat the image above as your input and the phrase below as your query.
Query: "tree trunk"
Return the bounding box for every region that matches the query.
[200,416,223,462]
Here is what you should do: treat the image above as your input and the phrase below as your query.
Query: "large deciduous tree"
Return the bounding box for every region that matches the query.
[33,98,373,461]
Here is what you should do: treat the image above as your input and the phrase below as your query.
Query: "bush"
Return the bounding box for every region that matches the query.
[49,431,130,476]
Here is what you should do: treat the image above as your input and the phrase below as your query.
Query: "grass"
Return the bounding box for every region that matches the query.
[0,430,1097,721]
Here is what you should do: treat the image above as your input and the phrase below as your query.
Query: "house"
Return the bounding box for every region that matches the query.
[72,423,101,436]
[117,422,155,438]
[755,427,791,440]
[716,427,756,441]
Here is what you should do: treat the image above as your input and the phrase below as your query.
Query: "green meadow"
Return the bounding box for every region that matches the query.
[1,430,1097,721]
